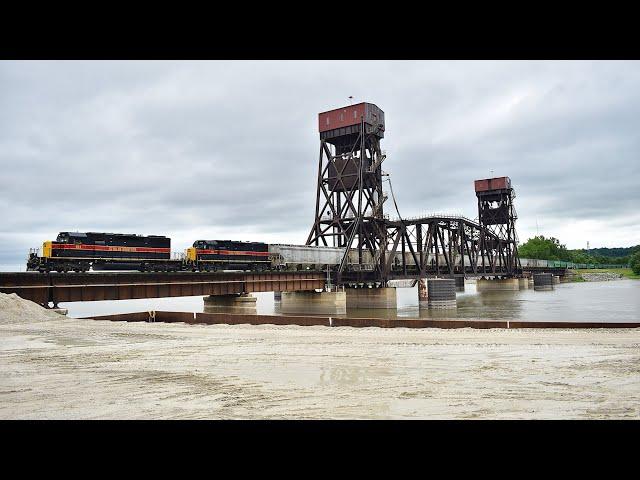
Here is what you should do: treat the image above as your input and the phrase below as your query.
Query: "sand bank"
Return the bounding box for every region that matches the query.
[1,312,638,419]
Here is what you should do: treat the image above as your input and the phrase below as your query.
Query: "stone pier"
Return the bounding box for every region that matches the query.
[345,287,397,309]
[204,293,257,314]
[280,290,346,315]
[476,278,520,292]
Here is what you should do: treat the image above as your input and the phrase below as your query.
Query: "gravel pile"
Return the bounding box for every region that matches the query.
[581,272,624,282]
[0,292,64,325]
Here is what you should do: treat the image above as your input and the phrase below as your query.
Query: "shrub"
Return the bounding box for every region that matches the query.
[630,251,640,275]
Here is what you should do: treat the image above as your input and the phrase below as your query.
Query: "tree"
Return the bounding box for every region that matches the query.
[630,251,640,275]
[519,236,570,260]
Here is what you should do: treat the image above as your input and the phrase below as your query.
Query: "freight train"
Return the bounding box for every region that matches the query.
[27,231,626,274]
[26,232,348,273]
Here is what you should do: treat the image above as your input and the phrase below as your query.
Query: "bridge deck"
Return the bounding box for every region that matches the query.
[0,271,325,306]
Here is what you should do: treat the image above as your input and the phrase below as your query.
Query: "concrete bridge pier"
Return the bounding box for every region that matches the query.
[476,278,520,292]
[204,293,257,314]
[279,290,346,315]
[345,287,397,309]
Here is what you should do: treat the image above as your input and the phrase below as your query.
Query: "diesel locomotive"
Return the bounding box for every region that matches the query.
[26,232,174,273]
[185,240,270,272]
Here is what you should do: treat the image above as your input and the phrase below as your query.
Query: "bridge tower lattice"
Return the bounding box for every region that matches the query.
[474,176,521,275]
[306,103,388,283]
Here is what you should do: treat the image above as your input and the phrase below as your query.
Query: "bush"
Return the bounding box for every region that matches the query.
[630,252,640,275]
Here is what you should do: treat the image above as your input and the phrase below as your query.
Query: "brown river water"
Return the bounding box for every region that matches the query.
[55,278,640,322]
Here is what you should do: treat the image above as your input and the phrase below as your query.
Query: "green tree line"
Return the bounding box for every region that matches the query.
[518,236,640,270]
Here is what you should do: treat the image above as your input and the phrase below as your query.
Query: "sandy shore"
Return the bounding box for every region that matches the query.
[1,316,639,419]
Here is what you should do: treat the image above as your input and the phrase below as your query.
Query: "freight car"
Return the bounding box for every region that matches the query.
[26,232,174,273]
[269,244,346,271]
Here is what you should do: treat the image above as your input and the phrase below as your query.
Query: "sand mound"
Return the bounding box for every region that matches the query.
[0,292,64,325]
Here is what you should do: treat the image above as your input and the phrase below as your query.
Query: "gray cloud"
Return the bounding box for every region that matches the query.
[1,60,639,266]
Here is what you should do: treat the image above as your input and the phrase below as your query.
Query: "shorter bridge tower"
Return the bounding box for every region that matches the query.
[474,176,520,274]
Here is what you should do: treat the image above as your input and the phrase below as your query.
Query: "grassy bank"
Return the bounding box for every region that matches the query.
[574,268,640,280]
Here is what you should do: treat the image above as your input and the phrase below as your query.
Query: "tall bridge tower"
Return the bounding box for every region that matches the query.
[474,176,520,274]
[306,103,388,279]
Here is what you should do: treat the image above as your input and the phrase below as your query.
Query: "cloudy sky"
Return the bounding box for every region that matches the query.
[1,60,639,265]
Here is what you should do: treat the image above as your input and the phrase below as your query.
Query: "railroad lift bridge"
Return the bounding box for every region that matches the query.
[306,102,522,288]
[0,102,525,308]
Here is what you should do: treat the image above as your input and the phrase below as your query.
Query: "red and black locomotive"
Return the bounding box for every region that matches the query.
[26,232,271,273]
[27,232,174,273]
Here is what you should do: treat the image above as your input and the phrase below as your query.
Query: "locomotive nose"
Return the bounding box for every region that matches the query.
[42,241,52,258]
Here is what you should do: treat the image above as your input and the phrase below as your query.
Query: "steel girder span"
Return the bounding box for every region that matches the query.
[339,215,520,284]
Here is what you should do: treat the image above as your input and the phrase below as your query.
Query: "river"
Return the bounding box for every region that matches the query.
[51,278,640,323]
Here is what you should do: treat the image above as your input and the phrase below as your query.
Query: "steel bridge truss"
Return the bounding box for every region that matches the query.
[341,215,520,284]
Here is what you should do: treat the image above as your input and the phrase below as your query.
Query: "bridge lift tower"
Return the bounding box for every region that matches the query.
[474,176,521,274]
[306,103,388,282]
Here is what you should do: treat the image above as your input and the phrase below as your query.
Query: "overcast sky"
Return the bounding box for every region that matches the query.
[1,60,639,265]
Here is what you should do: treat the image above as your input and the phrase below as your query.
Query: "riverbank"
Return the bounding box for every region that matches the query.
[1,306,639,419]
[573,268,639,281]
